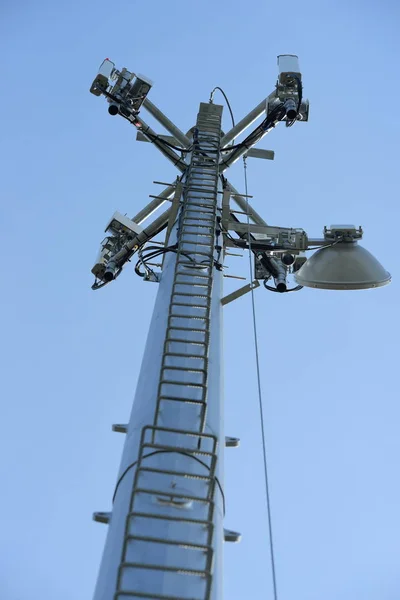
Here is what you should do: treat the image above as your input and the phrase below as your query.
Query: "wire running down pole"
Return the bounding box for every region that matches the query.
[243,157,279,600]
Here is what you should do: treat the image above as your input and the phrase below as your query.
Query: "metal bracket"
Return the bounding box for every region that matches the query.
[164,181,183,248]
[224,529,241,543]
[222,189,231,228]
[93,512,111,524]
[137,131,181,147]
[113,425,238,447]
[225,436,240,447]
[245,148,275,160]
[112,424,128,433]
[143,271,161,283]
[221,280,260,306]
[226,221,297,236]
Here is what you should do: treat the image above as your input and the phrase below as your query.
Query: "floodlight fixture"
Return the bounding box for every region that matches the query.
[295,225,391,290]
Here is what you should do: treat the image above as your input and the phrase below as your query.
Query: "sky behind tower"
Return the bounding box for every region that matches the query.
[1,1,399,599]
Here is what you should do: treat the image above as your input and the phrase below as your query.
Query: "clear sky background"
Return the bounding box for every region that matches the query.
[1,1,399,599]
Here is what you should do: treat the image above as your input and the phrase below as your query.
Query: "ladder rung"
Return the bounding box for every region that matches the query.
[172,284,211,296]
[172,290,211,298]
[162,362,207,375]
[160,377,207,387]
[191,158,218,163]
[183,209,215,216]
[165,324,209,333]
[140,442,215,458]
[170,302,210,314]
[182,210,216,218]
[125,534,212,553]
[180,241,214,249]
[170,292,210,302]
[180,232,214,239]
[185,184,217,190]
[162,351,208,363]
[188,167,218,173]
[128,511,214,527]
[191,157,218,162]
[187,172,218,179]
[165,334,208,347]
[183,205,216,213]
[172,283,211,292]
[185,196,217,202]
[175,263,212,271]
[116,591,202,600]
[172,300,211,308]
[173,283,212,291]
[141,424,216,443]
[174,273,211,282]
[137,466,213,482]
[158,395,205,406]
[132,487,214,505]
[180,234,214,242]
[181,223,214,230]
[160,374,207,388]
[190,164,217,169]
[165,337,207,346]
[169,301,210,311]
[180,218,215,226]
[174,272,212,280]
[168,312,209,322]
[173,285,211,295]
[119,562,210,578]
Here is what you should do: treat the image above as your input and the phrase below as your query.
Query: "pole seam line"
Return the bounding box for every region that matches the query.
[243,155,278,600]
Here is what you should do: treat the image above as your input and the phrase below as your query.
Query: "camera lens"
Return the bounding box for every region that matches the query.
[108,104,119,116]
[282,253,295,266]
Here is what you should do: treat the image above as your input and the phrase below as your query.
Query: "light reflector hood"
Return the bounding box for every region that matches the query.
[294,242,391,290]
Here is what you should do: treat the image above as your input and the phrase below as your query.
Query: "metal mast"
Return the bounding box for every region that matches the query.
[95,102,225,600]
[88,55,309,600]
[88,54,389,600]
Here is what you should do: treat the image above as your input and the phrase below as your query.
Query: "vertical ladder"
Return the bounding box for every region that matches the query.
[115,103,223,600]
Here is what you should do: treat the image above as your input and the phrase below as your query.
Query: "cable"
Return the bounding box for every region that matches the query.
[134,243,215,278]
[209,86,235,129]
[100,88,191,153]
[139,129,191,153]
[220,104,286,167]
[243,156,279,600]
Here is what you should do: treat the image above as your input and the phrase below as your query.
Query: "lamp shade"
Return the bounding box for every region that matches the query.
[294,242,391,290]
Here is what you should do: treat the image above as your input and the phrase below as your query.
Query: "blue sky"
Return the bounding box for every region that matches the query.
[1,1,399,598]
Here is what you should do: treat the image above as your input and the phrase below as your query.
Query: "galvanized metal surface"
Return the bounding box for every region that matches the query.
[93,103,225,600]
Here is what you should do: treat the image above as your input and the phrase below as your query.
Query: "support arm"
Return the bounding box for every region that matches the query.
[220,96,272,146]
[143,98,192,147]
[224,180,267,225]
[134,116,186,171]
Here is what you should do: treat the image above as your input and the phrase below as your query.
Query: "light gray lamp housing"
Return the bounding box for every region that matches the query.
[294,241,391,290]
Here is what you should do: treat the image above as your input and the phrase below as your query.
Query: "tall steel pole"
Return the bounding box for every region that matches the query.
[93,102,225,600]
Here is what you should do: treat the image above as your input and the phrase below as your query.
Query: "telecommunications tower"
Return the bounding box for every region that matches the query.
[89,55,390,600]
